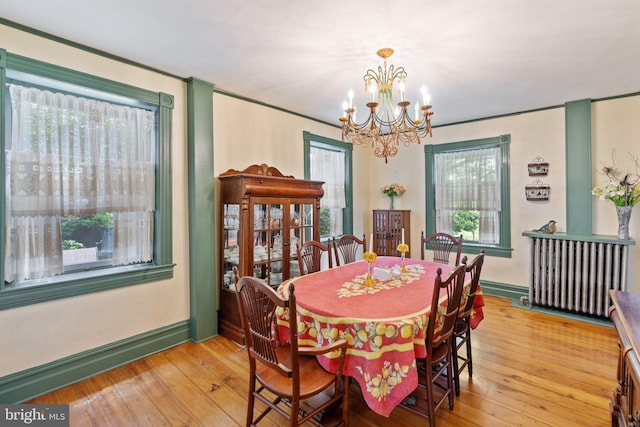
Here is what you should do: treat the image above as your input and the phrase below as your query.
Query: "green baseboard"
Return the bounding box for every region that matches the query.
[481,280,612,327]
[480,279,527,301]
[0,320,191,403]
[514,302,612,327]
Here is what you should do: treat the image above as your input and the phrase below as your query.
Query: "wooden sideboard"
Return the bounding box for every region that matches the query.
[609,290,640,426]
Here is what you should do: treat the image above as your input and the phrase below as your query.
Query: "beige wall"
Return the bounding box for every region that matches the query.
[2,22,639,379]
[212,93,370,244]
[368,108,567,288]
[0,25,191,376]
[592,96,640,291]
[367,97,640,292]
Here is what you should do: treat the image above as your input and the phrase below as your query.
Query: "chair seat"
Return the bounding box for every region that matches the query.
[430,342,450,366]
[256,345,339,399]
[454,318,468,335]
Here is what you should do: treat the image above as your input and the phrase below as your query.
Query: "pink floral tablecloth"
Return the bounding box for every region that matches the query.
[276,256,484,417]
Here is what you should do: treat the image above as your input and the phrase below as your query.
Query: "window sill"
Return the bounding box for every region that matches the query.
[0,263,175,310]
[462,243,512,258]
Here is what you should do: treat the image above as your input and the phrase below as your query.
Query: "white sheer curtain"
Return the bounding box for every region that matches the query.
[434,147,501,244]
[5,84,156,282]
[310,147,346,236]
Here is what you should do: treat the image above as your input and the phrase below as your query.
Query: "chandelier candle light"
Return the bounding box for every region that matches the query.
[339,48,434,163]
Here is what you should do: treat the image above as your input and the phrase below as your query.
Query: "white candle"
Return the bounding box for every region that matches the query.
[402,228,405,245]
[369,234,373,253]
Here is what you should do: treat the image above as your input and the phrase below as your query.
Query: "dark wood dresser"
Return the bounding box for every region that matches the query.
[372,209,410,257]
[610,290,640,426]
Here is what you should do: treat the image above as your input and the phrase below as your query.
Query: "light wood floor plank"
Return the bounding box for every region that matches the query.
[26,296,618,426]
[107,364,172,427]
[143,351,237,426]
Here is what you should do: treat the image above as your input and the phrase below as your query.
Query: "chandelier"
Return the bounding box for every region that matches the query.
[339,48,434,163]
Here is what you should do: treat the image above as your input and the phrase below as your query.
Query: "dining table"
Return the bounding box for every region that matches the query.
[276,256,485,417]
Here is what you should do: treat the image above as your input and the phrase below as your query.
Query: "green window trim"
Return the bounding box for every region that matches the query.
[303,131,354,237]
[0,48,174,310]
[424,134,512,258]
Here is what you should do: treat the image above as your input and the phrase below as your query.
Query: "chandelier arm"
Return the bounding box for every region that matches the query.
[339,48,434,162]
[347,109,375,131]
[363,68,381,87]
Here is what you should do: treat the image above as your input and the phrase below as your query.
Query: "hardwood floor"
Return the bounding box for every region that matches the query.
[28,295,618,426]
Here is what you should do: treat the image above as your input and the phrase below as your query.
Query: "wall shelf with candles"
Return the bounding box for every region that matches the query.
[372,209,411,257]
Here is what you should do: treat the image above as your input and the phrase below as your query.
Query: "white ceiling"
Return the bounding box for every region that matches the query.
[1,0,639,127]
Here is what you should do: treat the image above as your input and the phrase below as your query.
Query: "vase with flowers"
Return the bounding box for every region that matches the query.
[381,183,406,210]
[592,157,640,240]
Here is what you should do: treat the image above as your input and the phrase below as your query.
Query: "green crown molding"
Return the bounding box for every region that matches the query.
[0,320,191,403]
[0,18,181,81]
[216,88,339,129]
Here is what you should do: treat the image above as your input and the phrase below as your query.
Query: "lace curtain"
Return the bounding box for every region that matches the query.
[434,147,501,244]
[5,84,156,282]
[310,147,346,236]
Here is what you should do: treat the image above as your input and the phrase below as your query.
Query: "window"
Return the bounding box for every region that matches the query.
[424,135,511,257]
[0,49,174,309]
[303,131,353,239]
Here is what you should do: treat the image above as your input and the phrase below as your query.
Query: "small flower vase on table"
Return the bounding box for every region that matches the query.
[592,157,640,241]
[616,205,632,240]
[389,196,395,210]
[397,243,409,273]
[363,251,377,287]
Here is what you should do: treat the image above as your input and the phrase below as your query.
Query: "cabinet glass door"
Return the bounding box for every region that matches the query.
[222,203,240,290]
[289,203,315,278]
[253,203,284,287]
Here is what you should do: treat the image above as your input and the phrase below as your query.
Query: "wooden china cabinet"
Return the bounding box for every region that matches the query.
[217,164,324,344]
[609,290,640,427]
[372,209,411,257]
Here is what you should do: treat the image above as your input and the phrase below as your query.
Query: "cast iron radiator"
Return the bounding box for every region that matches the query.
[523,232,634,317]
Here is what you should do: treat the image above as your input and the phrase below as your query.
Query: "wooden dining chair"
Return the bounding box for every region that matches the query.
[297,240,332,275]
[420,231,463,265]
[452,250,485,396]
[332,234,366,266]
[235,276,350,427]
[399,263,466,427]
